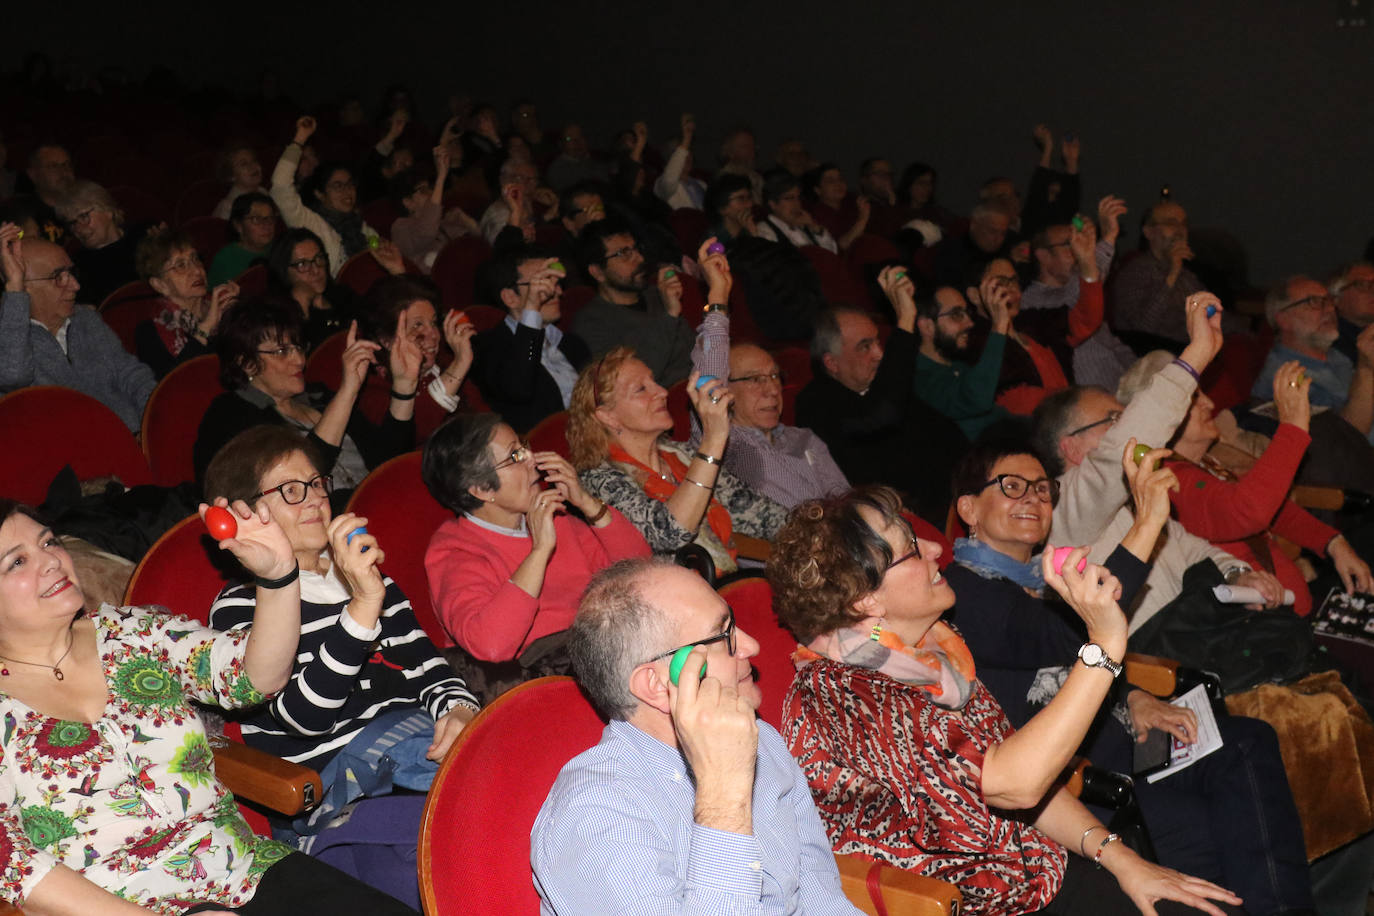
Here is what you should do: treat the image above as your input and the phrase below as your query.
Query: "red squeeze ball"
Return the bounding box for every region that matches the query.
[1052,546,1087,576]
[204,506,238,541]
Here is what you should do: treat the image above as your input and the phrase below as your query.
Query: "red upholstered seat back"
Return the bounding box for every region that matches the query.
[719,577,798,731]
[343,451,453,646]
[142,354,223,486]
[181,215,233,266]
[431,235,493,309]
[528,410,572,461]
[419,676,606,916]
[0,387,153,505]
[123,513,233,623]
[304,329,348,387]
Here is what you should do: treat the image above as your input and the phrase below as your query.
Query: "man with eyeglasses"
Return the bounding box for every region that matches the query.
[1107,200,1206,348]
[533,558,862,915]
[0,228,155,432]
[1024,197,1138,391]
[1031,296,1284,634]
[1328,261,1374,370]
[1252,275,1374,443]
[572,218,695,385]
[913,283,1015,439]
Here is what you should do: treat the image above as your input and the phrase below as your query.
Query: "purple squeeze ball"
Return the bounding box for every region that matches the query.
[706,241,726,256]
[1052,546,1088,577]
[695,375,717,390]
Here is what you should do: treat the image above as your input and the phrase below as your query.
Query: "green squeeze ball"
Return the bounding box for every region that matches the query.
[1132,443,1161,470]
[669,646,708,685]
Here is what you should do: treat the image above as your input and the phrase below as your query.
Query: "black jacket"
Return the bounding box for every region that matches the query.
[473,320,590,433]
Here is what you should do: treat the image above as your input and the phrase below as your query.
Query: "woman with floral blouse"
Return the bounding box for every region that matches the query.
[0,498,415,915]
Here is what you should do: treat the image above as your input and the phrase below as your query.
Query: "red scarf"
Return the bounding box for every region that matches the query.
[607,442,737,567]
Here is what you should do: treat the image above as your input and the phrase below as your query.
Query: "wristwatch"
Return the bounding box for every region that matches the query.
[1077,642,1123,678]
[703,302,728,315]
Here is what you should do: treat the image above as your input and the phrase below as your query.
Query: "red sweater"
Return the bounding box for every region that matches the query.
[424,509,650,659]
[1167,424,1336,616]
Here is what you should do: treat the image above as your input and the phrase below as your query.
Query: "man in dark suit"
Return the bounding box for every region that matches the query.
[473,246,590,433]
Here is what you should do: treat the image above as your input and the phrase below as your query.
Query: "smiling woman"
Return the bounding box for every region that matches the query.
[134,227,238,378]
[56,179,143,304]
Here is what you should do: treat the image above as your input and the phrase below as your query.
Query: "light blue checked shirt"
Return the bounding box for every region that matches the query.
[532,718,861,915]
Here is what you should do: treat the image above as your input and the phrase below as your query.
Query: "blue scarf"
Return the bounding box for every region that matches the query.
[952,537,1045,592]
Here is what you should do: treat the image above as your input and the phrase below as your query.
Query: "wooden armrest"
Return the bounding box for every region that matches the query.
[835,853,961,915]
[1124,652,1178,697]
[211,736,321,816]
[1063,756,1090,798]
[735,534,772,562]
[829,851,961,916]
[0,902,21,915]
[1290,485,1345,511]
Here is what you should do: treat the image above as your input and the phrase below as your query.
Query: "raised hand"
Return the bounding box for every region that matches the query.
[1271,361,1312,430]
[680,113,696,145]
[1069,215,1098,278]
[1097,195,1127,246]
[1061,133,1081,172]
[389,306,424,391]
[696,236,733,304]
[327,512,386,605]
[293,116,317,146]
[686,370,733,447]
[385,109,408,141]
[370,239,406,276]
[1032,123,1053,167]
[1180,293,1225,372]
[534,451,597,516]
[877,264,916,319]
[200,282,239,336]
[1041,546,1127,650]
[201,498,295,580]
[656,265,684,316]
[666,646,758,835]
[442,310,476,381]
[433,144,452,176]
[0,222,25,291]
[338,320,381,396]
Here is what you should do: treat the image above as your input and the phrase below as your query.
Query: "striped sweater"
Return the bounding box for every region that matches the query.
[210,563,477,769]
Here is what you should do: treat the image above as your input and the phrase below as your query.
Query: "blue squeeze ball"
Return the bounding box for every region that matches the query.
[695,375,717,390]
[1206,305,1217,318]
[346,526,370,552]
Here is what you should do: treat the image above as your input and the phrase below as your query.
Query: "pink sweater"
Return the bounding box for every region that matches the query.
[424,510,650,660]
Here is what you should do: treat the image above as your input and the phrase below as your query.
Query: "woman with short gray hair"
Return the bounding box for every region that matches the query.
[57,179,141,304]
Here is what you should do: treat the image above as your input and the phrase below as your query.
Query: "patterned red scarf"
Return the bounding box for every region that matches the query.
[607,442,737,568]
[797,621,977,709]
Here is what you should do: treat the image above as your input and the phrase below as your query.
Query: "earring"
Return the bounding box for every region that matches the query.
[870,620,883,641]
[968,525,977,540]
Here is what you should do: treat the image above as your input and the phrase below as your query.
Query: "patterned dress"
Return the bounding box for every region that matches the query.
[0,605,293,914]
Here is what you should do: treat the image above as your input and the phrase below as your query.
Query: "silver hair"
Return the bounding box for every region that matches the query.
[55,180,123,226]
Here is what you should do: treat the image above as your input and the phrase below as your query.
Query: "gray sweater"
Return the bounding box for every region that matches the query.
[0,291,156,431]
[570,288,694,386]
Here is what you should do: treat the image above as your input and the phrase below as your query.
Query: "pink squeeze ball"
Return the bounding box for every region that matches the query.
[1052,546,1087,576]
[706,242,725,256]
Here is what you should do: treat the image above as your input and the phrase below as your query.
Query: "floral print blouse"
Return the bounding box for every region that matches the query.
[0,604,293,914]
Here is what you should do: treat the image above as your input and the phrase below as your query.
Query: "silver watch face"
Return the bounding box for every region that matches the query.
[1080,643,1104,666]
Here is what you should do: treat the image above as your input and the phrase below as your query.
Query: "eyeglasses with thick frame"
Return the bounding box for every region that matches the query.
[935,306,971,322]
[1065,409,1122,438]
[1280,294,1336,314]
[27,266,79,284]
[980,474,1061,503]
[493,443,531,471]
[887,533,922,570]
[288,253,328,272]
[258,474,333,505]
[727,371,784,386]
[643,609,738,666]
[604,243,640,262]
[257,344,304,359]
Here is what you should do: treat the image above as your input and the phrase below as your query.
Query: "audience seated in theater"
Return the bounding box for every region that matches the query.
[965,235,1103,415]
[857,156,903,239]
[0,500,416,916]
[1108,200,1206,349]
[946,440,1316,915]
[421,413,650,699]
[1020,124,1083,236]
[0,227,155,431]
[1330,260,1374,365]
[895,160,959,243]
[212,141,268,219]
[912,281,1015,440]
[271,116,379,276]
[0,197,42,240]
[509,97,555,161]
[545,123,610,193]
[57,180,147,306]
[478,156,556,246]
[766,486,1245,916]
[933,199,1015,286]
[755,170,839,254]
[558,179,607,243]
[356,108,415,205]
[358,274,475,424]
[571,218,694,385]
[805,162,870,252]
[208,191,280,287]
[1119,350,1373,618]
[266,226,382,351]
[193,298,416,490]
[1031,295,1285,636]
[533,558,863,913]
[1024,197,1137,390]
[774,138,817,178]
[1252,274,1374,444]
[797,280,969,526]
[706,172,761,244]
[134,227,238,378]
[204,426,477,909]
[460,102,505,184]
[388,145,478,273]
[568,342,787,577]
[18,142,75,244]
[714,126,764,203]
[473,248,588,433]
[654,113,707,211]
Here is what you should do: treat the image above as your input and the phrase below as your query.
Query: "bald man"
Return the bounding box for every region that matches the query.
[0,229,155,431]
[691,305,848,508]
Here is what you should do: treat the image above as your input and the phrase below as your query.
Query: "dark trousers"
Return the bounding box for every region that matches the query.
[182,852,418,915]
[1083,713,1311,916]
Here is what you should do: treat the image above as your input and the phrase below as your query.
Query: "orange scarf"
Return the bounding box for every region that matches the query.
[796,621,977,709]
[608,442,737,567]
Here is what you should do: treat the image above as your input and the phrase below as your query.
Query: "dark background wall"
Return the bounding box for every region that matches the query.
[10,1,1373,286]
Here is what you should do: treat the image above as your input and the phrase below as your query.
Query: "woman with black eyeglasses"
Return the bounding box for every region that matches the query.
[193,297,418,493]
[944,439,1313,916]
[421,413,649,699]
[266,227,382,352]
[767,484,1248,916]
[203,425,477,909]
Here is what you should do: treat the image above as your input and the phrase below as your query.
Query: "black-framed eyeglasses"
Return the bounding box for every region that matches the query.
[935,306,971,322]
[605,243,640,262]
[288,253,328,272]
[644,609,737,664]
[258,474,333,505]
[1065,409,1122,438]
[257,344,304,359]
[887,534,922,570]
[493,443,531,471]
[727,371,784,386]
[568,202,605,218]
[1281,294,1336,314]
[27,266,79,284]
[981,474,1060,503]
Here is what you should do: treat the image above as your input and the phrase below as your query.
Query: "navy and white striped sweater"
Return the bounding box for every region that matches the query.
[210,563,477,769]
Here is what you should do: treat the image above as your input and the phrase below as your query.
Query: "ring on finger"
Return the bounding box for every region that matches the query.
[710,394,720,403]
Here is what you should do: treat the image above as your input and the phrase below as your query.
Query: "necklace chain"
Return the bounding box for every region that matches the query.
[0,628,75,681]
